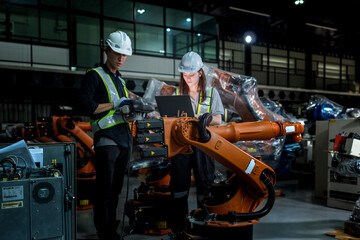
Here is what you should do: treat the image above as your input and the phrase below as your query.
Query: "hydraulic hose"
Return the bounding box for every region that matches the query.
[198,113,212,143]
[216,172,275,222]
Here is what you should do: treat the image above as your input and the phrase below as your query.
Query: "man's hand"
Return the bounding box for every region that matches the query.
[113,97,132,110]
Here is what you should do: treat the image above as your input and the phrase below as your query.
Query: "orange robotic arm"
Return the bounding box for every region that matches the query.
[162,115,303,196]
[52,116,94,155]
[135,114,304,224]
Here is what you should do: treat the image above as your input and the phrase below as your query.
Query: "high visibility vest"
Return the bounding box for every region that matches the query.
[176,87,213,115]
[89,67,129,133]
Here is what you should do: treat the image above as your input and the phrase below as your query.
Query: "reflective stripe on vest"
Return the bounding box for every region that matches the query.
[175,87,213,115]
[196,87,213,115]
[89,67,129,133]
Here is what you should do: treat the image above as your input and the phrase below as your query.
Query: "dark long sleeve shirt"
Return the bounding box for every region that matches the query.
[78,64,130,148]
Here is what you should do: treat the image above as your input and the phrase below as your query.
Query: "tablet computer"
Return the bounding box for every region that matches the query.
[155,95,194,117]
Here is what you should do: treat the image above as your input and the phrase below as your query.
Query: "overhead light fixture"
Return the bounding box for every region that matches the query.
[245,35,252,44]
[306,23,337,31]
[137,9,145,14]
[229,6,270,17]
[244,31,256,44]
[197,33,201,37]
[294,0,304,5]
[186,18,191,22]
[166,28,171,32]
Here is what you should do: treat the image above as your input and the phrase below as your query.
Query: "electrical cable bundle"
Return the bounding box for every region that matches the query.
[0,155,25,180]
[0,155,62,180]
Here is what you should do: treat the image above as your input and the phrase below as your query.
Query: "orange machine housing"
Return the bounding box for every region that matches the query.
[147,115,304,228]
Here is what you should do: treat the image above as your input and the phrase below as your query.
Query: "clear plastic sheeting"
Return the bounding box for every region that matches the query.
[350,199,360,222]
[306,94,360,121]
[331,152,360,177]
[331,132,360,177]
[330,133,360,224]
[142,78,170,106]
[142,66,289,122]
[261,97,305,124]
[260,97,293,120]
[331,151,360,224]
[141,66,302,173]
[204,66,288,122]
[233,138,285,171]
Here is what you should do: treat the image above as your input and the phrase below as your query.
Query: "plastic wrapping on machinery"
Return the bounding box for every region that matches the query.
[306,94,360,121]
[203,65,288,122]
[331,153,360,177]
[141,65,297,172]
[143,66,288,123]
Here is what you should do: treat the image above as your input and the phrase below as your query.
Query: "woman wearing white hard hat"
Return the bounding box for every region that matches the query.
[176,51,223,124]
[169,51,224,235]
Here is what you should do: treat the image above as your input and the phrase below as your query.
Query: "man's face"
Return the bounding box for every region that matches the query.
[106,48,127,72]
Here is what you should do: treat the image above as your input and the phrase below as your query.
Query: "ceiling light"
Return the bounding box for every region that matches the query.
[197,33,201,37]
[137,9,145,14]
[229,6,270,17]
[166,28,171,32]
[294,0,304,5]
[186,18,191,22]
[245,35,252,43]
[306,23,337,31]
[244,31,256,44]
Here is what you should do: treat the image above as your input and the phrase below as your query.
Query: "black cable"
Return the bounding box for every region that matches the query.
[216,172,275,222]
[0,157,17,174]
[8,155,28,168]
[120,121,134,239]
[198,113,212,143]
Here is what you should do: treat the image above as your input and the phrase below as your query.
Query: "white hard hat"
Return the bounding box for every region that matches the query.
[106,31,132,56]
[178,51,204,73]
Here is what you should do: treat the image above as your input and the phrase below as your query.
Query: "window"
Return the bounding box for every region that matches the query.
[71,0,100,14]
[40,10,67,45]
[193,13,217,35]
[166,8,191,30]
[40,0,67,8]
[76,44,100,70]
[136,24,164,55]
[317,63,346,80]
[0,5,5,39]
[193,33,217,61]
[8,0,37,5]
[262,55,294,72]
[166,29,191,58]
[1,1,219,70]
[73,16,100,69]
[135,3,163,25]
[73,15,99,45]
[9,5,39,42]
[104,0,133,21]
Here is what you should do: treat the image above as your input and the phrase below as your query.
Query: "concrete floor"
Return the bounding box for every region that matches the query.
[76,173,351,240]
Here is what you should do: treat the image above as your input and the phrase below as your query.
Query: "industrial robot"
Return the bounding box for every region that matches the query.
[131,113,304,239]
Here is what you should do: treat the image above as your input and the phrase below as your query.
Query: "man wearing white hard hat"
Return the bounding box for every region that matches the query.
[78,30,134,240]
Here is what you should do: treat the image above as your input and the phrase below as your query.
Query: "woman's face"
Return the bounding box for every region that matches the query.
[182,72,200,89]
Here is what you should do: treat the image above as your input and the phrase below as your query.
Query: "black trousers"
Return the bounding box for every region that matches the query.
[170,147,215,199]
[169,147,215,232]
[93,145,129,239]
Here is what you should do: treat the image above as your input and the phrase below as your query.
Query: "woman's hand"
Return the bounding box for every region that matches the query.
[209,114,222,125]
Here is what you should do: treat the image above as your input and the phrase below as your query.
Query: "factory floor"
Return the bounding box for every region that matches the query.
[76,172,352,240]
